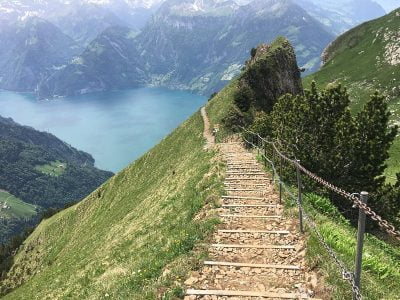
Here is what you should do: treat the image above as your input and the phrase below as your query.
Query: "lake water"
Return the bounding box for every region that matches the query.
[0,88,207,172]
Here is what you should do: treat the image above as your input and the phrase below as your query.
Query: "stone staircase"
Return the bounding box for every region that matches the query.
[184,141,320,299]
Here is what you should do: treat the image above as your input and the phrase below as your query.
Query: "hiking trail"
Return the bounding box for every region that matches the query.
[183,108,323,299]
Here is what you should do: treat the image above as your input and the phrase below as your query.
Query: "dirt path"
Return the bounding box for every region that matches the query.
[201,107,215,148]
[184,131,324,299]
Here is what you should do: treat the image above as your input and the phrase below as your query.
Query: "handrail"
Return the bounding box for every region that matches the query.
[241,127,400,242]
[240,129,363,299]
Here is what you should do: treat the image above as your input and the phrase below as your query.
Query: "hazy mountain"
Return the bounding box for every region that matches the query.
[0,17,81,92]
[38,26,147,98]
[297,0,386,34]
[0,0,163,45]
[373,0,400,12]
[38,0,334,98]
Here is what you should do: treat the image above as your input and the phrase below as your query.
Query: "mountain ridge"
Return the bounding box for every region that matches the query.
[37,0,334,98]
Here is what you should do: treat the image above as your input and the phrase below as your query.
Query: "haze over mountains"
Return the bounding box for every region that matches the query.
[0,0,391,98]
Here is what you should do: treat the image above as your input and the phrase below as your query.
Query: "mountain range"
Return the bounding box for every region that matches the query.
[38,0,335,97]
[0,0,390,98]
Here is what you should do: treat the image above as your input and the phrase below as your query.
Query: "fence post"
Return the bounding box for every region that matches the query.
[354,191,368,299]
[263,141,267,167]
[295,160,304,233]
[279,155,283,204]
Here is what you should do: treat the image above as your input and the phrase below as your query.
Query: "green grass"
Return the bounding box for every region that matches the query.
[34,161,67,177]
[258,158,400,299]
[1,111,225,299]
[0,191,37,219]
[303,193,400,299]
[304,9,400,180]
[206,78,237,141]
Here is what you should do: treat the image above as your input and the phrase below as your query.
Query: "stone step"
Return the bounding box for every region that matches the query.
[211,244,295,250]
[209,247,303,266]
[222,195,266,200]
[203,261,300,270]
[225,188,266,192]
[222,204,277,208]
[215,232,300,248]
[221,206,280,215]
[220,214,282,219]
[218,229,290,234]
[186,289,311,299]
[225,182,267,185]
[225,178,268,181]
[227,168,262,171]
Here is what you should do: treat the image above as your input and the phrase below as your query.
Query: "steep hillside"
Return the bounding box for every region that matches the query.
[0,111,223,298]
[37,0,334,98]
[38,26,146,98]
[0,17,81,92]
[0,116,113,243]
[304,8,400,180]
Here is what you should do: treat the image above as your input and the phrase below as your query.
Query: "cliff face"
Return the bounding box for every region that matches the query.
[241,38,303,112]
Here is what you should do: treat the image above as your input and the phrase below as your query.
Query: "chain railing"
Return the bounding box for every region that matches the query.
[242,128,400,242]
[240,128,400,300]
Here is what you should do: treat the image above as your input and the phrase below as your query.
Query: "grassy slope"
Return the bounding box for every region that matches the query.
[301,193,400,299]
[304,8,400,181]
[1,112,224,299]
[0,191,36,219]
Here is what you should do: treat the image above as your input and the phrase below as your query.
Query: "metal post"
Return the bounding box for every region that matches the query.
[296,160,304,233]
[279,155,283,204]
[263,141,267,167]
[354,191,368,299]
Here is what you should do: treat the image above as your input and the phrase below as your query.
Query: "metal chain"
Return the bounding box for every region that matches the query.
[296,163,400,242]
[301,206,363,300]
[242,131,362,299]
[242,128,400,242]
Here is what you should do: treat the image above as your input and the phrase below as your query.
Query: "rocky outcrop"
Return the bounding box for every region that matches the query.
[239,37,303,113]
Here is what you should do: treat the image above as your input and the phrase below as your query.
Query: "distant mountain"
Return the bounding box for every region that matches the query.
[0,0,163,45]
[37,0,334,98]
[373,0,400,12]
[297,0,386,34]
[304,8,400,180]
[39,26,147,97]
[0,17,81,92]
[0,115,113,243]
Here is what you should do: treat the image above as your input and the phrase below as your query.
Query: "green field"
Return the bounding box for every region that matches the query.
[0,191,37,220]
[34,161,67,177]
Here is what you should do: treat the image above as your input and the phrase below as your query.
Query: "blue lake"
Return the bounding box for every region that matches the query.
[0,88,207,172]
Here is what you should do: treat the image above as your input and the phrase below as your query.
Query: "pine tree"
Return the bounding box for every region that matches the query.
[349,92,398,193]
